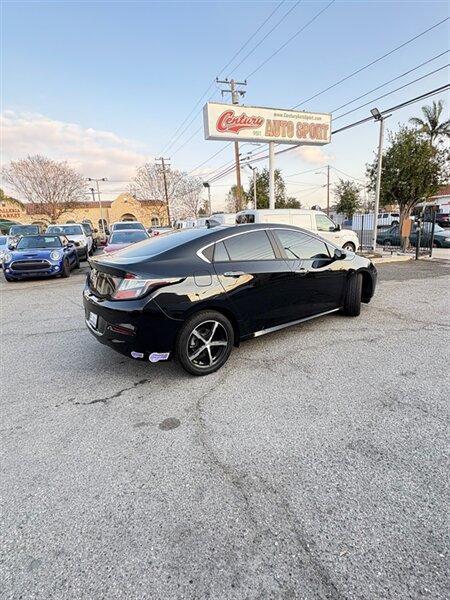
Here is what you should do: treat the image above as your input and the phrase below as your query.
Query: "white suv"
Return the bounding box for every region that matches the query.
[236,209,360,252]
[46,224,93,260]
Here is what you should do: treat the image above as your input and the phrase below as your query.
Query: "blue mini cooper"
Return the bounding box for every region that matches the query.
[2,234,80,281]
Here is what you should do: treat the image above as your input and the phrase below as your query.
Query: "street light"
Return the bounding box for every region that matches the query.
[202,182,211,216]
[370,108,391,251]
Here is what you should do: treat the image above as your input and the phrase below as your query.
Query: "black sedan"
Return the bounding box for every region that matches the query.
[83,224,377,375]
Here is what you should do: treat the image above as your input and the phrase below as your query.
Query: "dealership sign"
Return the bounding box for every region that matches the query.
[203,102,331,145]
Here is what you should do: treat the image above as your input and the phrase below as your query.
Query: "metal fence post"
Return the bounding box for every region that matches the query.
[429,211,436,257]
[360,214,364,250]
[415,220,421,260]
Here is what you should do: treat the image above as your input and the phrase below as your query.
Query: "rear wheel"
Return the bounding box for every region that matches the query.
[341,273,362,317]
[176,310,234,376]
[342,241,356,252]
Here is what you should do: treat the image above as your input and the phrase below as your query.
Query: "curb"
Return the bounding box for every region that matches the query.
[371,255,412,264]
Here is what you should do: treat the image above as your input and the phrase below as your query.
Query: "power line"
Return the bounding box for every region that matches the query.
[333,63,449,121]
[245,0,336,79]
[207,84,450,182]
[230,1,302,75]
[292,17,449,108]
[220,0,286,77]
[331,50,449,113]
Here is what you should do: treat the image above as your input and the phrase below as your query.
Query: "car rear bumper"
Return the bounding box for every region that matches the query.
[83,287,181,361]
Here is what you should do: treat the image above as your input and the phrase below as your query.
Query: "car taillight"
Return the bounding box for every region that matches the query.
[111,273,181,300]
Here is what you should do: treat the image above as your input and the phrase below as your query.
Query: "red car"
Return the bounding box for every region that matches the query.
[103,229,149,253]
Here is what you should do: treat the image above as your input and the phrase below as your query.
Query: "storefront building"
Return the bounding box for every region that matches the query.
[0,193,168,230]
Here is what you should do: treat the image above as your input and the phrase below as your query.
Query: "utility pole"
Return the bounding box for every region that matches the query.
[326,164,330,216]
[370,108,391,251]
[86,177,107,238]
[155,158,171,225]
[202,182,212,215]
[216,77,247,210]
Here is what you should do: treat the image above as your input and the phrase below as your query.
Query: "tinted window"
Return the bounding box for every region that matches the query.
[47,225,83,235]
[110,228,214,259]
[17,236,62,249]
[276,230,330,260]
[82,223,93,235]
[10,225,39,235]
[213,241,230,262]
[223,231,275,261]
[113,222,145,231]
[110,231,148,244]
[315,214,336,232]
[236,213,255,224]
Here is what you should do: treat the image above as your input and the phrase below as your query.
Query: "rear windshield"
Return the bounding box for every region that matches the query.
[110,231,148,244]
[17,236,62,249]
[113,222,145,231]
[47,225,83,235]
[10,225,39,235]
[111,227,215,259]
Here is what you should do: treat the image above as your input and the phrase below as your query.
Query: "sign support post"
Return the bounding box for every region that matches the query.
[269,142,275,210]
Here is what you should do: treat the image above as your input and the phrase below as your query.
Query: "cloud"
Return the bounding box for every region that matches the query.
[1,111,152,185]
[293,145,333,165]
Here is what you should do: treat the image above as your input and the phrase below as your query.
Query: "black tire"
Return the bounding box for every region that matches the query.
[342,242,356,252]
[383,239,391,248]
[84,249,89,261]
[433,240,441,248]
[61,259,71,278]
[391,220,399,226]
[4,275,15,282]
[74,253,80,269]
[341,273,362,317]
[175,310,234,376]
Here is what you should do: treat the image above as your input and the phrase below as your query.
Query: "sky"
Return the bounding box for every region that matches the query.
[2,0,449,210]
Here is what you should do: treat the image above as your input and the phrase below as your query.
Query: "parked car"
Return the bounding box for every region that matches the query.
[149,226,173,237]
[110,221,146,233]
[104,229,149,253]
[8,224,42,247]
[83,224,377,376]
[2,234,79,281]
[46,224,92,260]
[81,222,98,250]
[0,234,10,265]
[376,223,450,248]
[236,209,360,252]
[424,213,450,228]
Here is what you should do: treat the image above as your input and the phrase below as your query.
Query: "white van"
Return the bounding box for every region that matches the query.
[208,213,237,226]
[235,209,360,252]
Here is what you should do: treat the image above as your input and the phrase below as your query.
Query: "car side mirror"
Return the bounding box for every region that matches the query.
[334,224,341,231]
[333,248,346,260]
[8,244,15,250]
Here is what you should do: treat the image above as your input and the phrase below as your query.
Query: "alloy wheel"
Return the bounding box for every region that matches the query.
[187,320,228,368]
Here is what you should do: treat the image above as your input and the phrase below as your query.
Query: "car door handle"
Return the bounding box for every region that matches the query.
[223,271,246,278]
[293,268,309,275]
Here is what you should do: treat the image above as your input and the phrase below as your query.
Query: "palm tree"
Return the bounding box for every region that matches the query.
[409,100,450,145]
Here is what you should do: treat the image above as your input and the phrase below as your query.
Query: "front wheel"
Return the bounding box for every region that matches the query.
[342,242,356,252]
[175,310,234,376]
[61,259,71,278]
[341,273,362,317]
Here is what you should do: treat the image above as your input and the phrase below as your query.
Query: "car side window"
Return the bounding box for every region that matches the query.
[315,214,336,232]
[213,241,230,262]
[223,231,275,261]
[276,229,330,260]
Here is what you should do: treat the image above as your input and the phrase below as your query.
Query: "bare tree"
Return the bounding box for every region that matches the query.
[129,164,203,221]
[2,155,88,222]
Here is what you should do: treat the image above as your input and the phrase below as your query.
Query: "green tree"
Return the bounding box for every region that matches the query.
[409,100,450,146]
[244,168,300,209]
[333,179,361,218]
[366,126,448,248]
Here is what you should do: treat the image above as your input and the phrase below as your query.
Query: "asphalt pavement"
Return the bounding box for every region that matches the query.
[1,258,449,599]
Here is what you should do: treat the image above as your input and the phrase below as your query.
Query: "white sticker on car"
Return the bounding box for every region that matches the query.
[131,351,144,359]
[149,352,170,363]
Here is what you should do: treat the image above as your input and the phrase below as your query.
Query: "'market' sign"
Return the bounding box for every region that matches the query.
[203,102,331,145]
